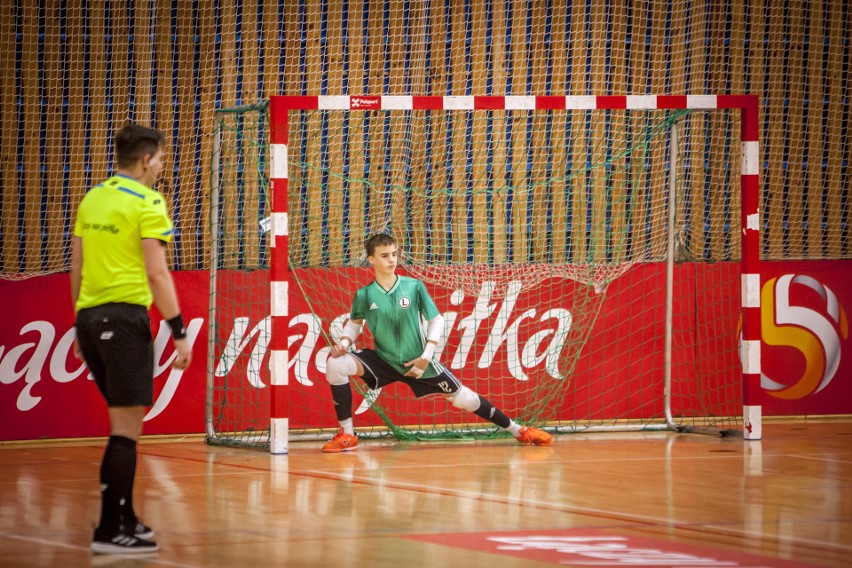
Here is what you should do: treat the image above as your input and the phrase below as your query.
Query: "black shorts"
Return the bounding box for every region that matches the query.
[349,349,462,398]
[75,303,154,407]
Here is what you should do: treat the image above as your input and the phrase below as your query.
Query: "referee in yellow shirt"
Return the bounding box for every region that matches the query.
[70,124,192,555]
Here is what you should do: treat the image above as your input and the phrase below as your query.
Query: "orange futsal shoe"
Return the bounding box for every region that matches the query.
[322,429,359,453]
[515,426,553,446]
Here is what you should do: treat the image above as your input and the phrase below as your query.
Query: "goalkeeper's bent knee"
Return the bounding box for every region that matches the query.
[448,386,481,412]
[326,354,357,385]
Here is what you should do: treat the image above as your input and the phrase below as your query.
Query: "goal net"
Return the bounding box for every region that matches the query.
[208,95,760,451]
[207,103,272,447]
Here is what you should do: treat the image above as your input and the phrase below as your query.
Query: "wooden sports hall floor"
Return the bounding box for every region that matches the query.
[1,420,850,567]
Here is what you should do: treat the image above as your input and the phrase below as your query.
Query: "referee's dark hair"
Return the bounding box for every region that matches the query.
[115,123,165,168]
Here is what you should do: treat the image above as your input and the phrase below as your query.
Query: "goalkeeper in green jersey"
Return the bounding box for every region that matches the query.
[321,233,553,452]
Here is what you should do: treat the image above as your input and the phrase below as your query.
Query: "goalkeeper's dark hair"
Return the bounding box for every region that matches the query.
[365,233,396,257]
[115,123,165,168]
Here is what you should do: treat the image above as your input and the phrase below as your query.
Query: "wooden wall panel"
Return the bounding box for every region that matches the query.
[566,3,588,263]
[171,1,201,269]
[805,0,827,257]
[546,3,569,265]
[607,3,629,264]
[745,0,766,257]
[323,0,349,273]
[782,0,807,258]
[2,0,851,279]
[63,2,87,259]
[153,2,177,265]
[42,1,68,271]
[20,3,42,274]
[762,0,787,258]
[0,6,17,271]
[711,2,742,261]
[823,3,846,258]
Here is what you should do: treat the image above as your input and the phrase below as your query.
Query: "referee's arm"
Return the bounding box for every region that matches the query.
[143,238,192,370]
[70,236,83,310]
[70,236,84,359]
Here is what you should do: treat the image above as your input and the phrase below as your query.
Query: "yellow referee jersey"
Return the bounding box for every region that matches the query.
[74,174,173,311]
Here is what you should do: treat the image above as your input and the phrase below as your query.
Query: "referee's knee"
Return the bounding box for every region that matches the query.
[107,406,147,440]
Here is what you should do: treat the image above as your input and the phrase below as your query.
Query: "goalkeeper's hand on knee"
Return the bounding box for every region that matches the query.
[403,358,427,378]
[330,342,350,358]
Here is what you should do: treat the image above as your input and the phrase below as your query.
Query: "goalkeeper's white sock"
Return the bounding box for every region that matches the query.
[339,418,354,436]
[506,421,522,437]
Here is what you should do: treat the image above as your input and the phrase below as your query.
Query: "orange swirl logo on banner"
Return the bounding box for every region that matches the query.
[761,275,849,399]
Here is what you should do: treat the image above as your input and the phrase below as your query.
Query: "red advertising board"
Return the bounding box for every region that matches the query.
[1,261,850,441]
[0,272,210,440]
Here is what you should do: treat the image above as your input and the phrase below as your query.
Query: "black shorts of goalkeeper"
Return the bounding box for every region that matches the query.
[351,348,462,398]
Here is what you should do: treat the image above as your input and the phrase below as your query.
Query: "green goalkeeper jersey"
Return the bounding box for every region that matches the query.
[350,275,441,378]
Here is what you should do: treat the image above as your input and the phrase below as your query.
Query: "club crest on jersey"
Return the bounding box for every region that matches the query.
[398,297,411,309]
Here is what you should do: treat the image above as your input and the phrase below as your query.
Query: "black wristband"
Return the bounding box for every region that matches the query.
[166,314,186,339]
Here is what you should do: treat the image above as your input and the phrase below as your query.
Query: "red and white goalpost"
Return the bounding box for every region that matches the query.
[260,95,761,454]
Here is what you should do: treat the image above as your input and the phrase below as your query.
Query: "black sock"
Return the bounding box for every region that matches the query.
[97,435,137,535]
[330,383,353,422]
[473,396,511,428]
[121,475,138,526]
